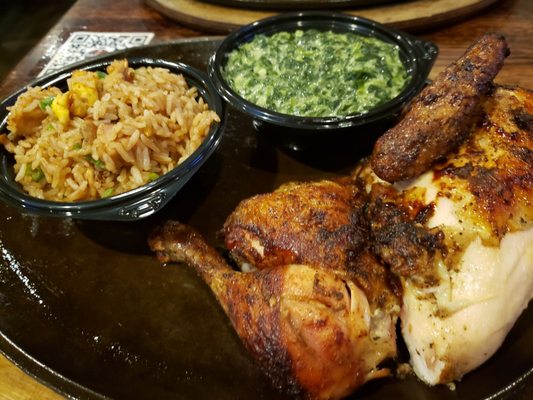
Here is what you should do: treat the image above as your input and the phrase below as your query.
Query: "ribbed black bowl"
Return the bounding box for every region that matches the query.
[208,11,437,152]
[0,57,226,221]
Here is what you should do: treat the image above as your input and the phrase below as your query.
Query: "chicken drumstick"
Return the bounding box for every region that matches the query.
[149,221,397,400]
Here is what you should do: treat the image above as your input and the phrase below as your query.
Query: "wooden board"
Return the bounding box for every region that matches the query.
[145,0,501,33]
[0,355,62,400]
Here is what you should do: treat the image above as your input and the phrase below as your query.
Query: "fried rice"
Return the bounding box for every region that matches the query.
[0,59,220,202]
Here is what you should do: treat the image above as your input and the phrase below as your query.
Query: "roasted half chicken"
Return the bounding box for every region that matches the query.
[358,84,533,385]
[149,221,398,400]
[220,33,531,390]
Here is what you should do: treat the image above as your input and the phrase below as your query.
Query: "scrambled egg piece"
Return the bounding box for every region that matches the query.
[51,92,70,125]
[6,87,61,136]
[68,70,100,117]
[50,71,101,124]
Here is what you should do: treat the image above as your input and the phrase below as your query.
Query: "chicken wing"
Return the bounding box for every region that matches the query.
[371,33,510,183]
[149,221,398,400]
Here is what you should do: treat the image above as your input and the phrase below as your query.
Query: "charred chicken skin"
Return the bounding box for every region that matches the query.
[371,33,510,182]
[149,221,398,400]
[223,177,368,272]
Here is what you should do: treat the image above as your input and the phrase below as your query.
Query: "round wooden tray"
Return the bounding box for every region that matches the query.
[198,0,396,11]
[145,0,500,33]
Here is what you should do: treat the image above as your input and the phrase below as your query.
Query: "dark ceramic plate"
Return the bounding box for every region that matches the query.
[0,38,531,400]
[198,0,401,11]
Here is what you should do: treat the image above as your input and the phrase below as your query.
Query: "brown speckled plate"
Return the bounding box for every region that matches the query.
[0,38,531,400]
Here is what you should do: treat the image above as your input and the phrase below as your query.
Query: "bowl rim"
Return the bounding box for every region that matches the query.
[0,56,225,219]
[208,11,438,132]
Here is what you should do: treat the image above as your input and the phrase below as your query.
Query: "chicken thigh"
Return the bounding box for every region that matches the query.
[222,175,401,341]
[223,177,367,272]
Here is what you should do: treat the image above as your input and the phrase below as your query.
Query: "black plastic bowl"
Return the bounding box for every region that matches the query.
[0,57,225,221]
[208,11,438,151]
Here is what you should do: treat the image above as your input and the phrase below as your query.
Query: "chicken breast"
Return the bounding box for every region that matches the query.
[359,85,533,384]
[402,229,532,384]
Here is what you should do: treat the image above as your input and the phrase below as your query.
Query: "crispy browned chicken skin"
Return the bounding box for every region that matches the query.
[223,177,367,272]
[149,221,398,400]
[371,33,510,182]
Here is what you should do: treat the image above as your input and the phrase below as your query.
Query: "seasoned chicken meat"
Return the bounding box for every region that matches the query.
[359,85,533,385]
[371,33,510,182]
[149,221,398,400]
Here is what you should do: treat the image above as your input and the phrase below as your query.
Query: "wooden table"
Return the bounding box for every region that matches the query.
[0,0,531,398]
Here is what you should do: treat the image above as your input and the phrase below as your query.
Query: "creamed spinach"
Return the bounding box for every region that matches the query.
[224,29,409,117]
